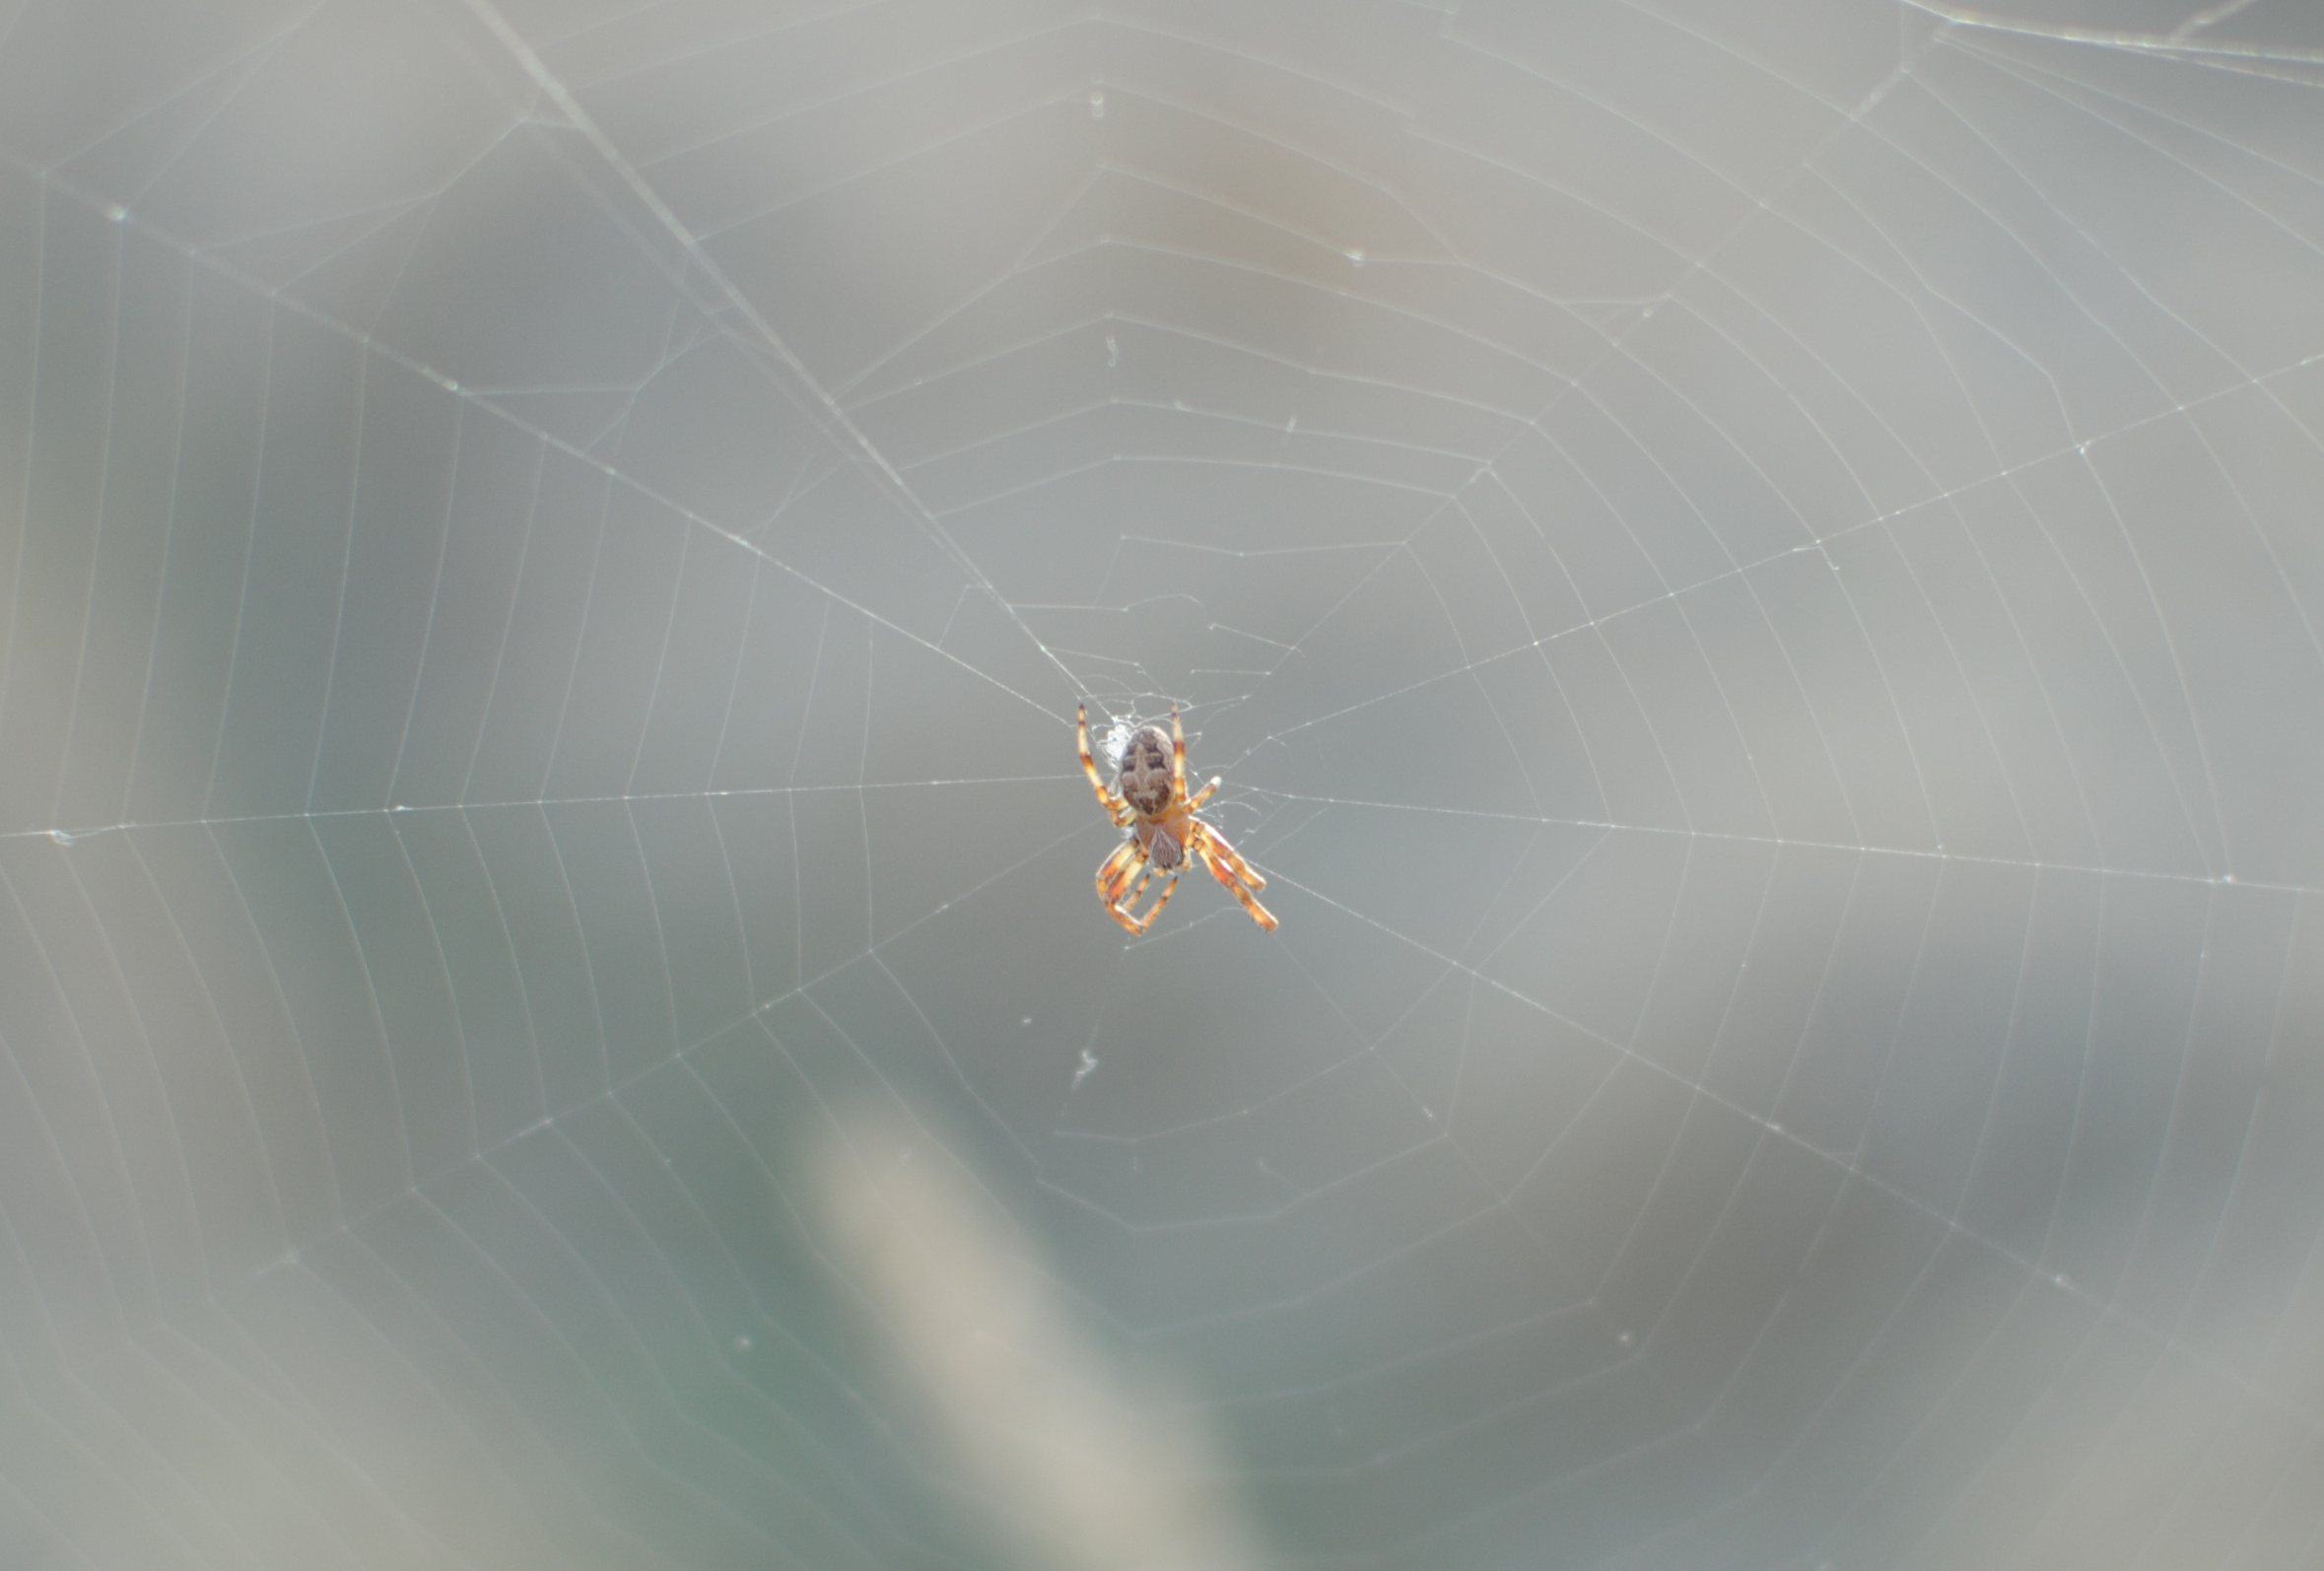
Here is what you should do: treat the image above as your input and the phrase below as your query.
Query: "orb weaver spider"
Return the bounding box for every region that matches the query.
[1077,703,1277,936]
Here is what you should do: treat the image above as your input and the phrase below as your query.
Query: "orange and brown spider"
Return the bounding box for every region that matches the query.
[1077,702,1277,936]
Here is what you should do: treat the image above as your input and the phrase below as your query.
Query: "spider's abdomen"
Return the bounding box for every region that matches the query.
[1116,724,1175,815]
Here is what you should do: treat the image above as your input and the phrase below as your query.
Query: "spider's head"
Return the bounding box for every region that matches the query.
[1116,723,1175,816]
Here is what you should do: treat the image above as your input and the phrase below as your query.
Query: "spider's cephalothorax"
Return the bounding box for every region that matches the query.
[1076,703,1277,937]
[1144,824,1185,872]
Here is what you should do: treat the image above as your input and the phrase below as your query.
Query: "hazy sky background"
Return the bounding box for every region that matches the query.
[1,2,2322,1567]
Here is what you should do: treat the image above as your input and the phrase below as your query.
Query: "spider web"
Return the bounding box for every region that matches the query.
[1,0,2322,1566]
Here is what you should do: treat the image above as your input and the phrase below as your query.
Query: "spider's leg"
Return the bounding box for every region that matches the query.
[1120,863,1158,918]
[1196,822,1267,892]
[1170,703,1188,796]
[1196,833,1259,898]
[1219,871,1277,931]
[1077,704,1128,816]
[1122,871,1182,935]
[1186,776,1222,811]
[1112,863,1154,930]
[1098,838,1148,909]
[1096,839,1141,903]
[1213,863,1277,931]
[1107,857,1165,936]
[1193,824,1278,930]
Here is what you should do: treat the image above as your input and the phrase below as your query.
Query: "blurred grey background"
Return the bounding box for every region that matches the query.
[1,1,2322,1566]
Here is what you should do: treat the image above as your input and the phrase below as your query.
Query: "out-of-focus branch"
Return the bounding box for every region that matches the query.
[810,1108,1268,1571]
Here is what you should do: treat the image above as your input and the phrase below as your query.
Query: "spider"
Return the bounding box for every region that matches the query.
[1077,702,1277,936]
